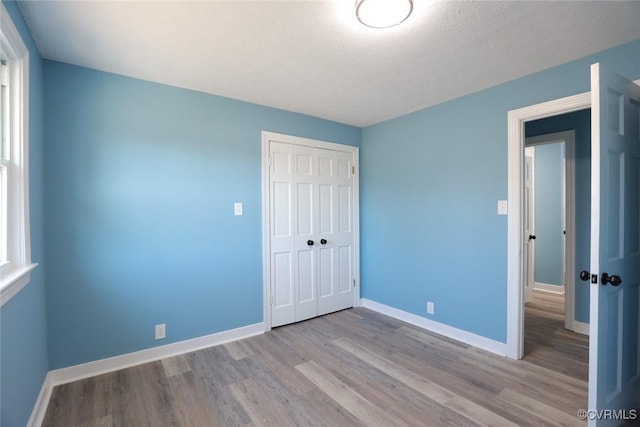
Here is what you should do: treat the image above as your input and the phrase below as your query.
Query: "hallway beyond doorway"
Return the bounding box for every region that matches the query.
[524,290,588,382]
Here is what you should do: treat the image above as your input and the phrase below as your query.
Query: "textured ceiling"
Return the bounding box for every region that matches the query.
[16,0,640,127]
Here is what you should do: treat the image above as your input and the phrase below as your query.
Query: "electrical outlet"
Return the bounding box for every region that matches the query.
[426,301,435,315]
[155,324,166,340]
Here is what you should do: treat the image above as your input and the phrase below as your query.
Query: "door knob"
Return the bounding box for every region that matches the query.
[307,240,314,246]
[320,239,327,245]
[601,272,622,287]
[579,270,591,282]
[528,234,536,240]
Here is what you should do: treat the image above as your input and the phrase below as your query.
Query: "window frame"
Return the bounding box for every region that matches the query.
[0,3,37,306]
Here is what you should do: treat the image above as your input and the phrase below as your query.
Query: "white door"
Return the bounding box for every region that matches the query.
[293,144,321,323]
[588,63,640,426]
[269,141,298,327]
[267,134,357,328]
[524,152,535,303]
[317,149,355,316]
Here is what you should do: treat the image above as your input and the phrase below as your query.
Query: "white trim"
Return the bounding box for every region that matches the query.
[27,322,263,426]
[533,282,565,294]
[0,2,34,305]
[27,373,53,427]
[523,147,535,302]
[573,321,590,336]
[524,130,575,330]
[353,147,361,309]
[0,262,37,306]
[47,322,264,386]
[262,131,360,154]
[506,92,591,359]
[261,135,270,329]
[360,298,507,356]
[587,64,601,422]
[0,4,28,59]
[565,135,576,333]
[261,131,360,331]
[506,84,640,356]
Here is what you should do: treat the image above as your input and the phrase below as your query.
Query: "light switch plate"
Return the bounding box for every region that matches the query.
[497,200,508,215]
[155,324,166,340]
[234,202,243,216]
[426,301,434,315]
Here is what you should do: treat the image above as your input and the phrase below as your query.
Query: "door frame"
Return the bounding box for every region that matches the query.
[523,148,535,304]
[524,132,575,333]
[506,79,640,358]
[261,131,361,331]
[506,92,590,359]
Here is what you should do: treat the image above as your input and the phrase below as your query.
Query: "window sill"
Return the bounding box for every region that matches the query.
[0,263,38,307]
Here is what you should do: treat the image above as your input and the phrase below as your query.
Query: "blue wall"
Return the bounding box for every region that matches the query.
[532,143,565,286]
[360,39,640,342]
[43,61,361,369]
[0,1,48,426]
[3,4,638,420]
[526,109,591,323]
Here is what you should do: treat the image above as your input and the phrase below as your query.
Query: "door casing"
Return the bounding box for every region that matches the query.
[524,133,576,333]
[261,131,360,331]
[523,149,535,304]
[506,92,590,359]
[507,81,640,359]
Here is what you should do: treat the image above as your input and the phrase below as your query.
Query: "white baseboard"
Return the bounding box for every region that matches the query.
[27,373,53,427]
[533,282,565,294]
[48,322,264,386]
[572,320,589,335]
[29,322,264,426]
[360,298,506,356]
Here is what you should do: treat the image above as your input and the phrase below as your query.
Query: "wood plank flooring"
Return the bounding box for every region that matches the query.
[523,290,589,383]
[43,294,589,426]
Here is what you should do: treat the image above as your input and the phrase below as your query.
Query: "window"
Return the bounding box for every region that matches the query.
[0,4,36,306]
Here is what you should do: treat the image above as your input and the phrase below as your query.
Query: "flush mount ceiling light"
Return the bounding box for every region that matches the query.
[355,0,413,29]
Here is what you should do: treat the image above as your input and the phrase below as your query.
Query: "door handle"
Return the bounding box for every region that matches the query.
[320,239,327,245]
[579,270,591,281]
[307,240,314,246]
[528,234,536,241]
[601,272,622,287]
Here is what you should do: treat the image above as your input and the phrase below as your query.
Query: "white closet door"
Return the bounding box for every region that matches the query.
[270,141,296,327]
[268,137,356,328]
[317,149,355,315]
[292,145,318,322]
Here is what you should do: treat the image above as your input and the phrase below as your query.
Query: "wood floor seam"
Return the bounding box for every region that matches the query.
[42,292,588,426]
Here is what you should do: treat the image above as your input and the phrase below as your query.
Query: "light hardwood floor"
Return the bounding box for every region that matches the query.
[43,294,589,426]
[523,290,588,383]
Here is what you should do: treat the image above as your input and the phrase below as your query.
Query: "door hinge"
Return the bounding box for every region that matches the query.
[353,279,356,288]
[268,157,272,168]
[352,165,355,175]
[0,63,8,87]
[270,294,274,305]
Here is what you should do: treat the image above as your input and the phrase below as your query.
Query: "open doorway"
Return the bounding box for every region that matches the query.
[507,73,640,421]
[506,91,592,361]
[523,137,568,317]
[520,111,590,378]
[523,139,567,298]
